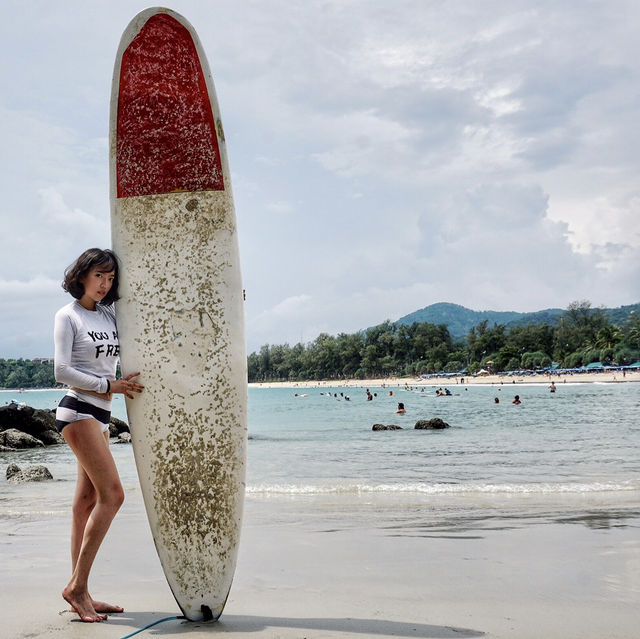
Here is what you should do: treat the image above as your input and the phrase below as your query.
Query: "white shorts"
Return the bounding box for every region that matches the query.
[55,390,112,433]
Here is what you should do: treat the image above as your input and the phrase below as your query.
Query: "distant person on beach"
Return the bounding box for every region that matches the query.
[549,382,556,393]
[366,389,373,401]
[494,397,500,403]
[512,395,521,405]
[396,402,406,414]
[53,248,143,622]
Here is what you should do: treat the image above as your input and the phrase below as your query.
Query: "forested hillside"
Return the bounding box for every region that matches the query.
[248,301,640,382]
[396,301,639,338]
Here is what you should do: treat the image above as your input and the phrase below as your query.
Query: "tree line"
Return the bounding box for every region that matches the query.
[2,301,638,388]
[248,301,640,382]
[0,359,56,389]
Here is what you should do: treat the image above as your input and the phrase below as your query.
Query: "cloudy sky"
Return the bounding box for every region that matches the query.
[1,0,639,358]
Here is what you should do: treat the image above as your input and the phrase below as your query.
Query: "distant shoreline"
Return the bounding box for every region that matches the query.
[2,369,638,395]
[0,388,63,393]
[249,369,640,389]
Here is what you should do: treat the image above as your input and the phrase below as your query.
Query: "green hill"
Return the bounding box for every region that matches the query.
[396,302,639,339]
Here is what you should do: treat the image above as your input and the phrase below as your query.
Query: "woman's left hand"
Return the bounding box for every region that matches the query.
[111,372,144,399]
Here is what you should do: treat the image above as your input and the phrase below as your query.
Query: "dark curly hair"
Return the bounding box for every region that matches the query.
[62,248,120,305]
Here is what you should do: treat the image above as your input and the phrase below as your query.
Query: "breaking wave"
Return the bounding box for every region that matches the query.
[246,480,640,496]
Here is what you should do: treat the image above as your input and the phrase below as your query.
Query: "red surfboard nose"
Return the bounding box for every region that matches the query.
[116,13,224,198]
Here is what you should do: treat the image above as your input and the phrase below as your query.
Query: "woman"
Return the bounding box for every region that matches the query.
[54,248,143,622]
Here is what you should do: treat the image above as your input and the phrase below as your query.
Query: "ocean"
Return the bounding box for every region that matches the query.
[1,382,639,535]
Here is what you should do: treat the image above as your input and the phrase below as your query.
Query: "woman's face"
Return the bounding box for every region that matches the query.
[81,265,115,304]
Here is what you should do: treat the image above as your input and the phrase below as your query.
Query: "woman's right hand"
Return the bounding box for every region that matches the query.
[111,372,144,399]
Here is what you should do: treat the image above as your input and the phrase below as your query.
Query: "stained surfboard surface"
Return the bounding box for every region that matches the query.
[109,8,247,622]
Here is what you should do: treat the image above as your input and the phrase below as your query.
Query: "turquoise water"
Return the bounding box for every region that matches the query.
[247,384,640,490]
[1,383,639,531]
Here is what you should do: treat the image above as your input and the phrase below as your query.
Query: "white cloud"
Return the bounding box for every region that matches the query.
[1,0,639,360]
[247,294,314,348]
[38,187,105,231]
[0,276,60,297]
[0,276,67,358]
[547,193,640,254]
[266,201,295,215]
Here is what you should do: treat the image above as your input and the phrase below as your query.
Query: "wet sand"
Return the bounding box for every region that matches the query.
[3,487,639,639]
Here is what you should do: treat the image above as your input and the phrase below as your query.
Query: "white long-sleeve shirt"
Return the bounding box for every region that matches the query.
[54,301,119,393]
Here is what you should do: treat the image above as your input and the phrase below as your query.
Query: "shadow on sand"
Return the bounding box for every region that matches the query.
[107,611,485,638]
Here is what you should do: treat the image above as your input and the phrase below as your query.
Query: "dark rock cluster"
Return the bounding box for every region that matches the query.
[2,402,132,484]
[0,402,129,450]
[6,463,53,484]
[372,424,403,431]
[372,418,451,431]
[414,418,450,430]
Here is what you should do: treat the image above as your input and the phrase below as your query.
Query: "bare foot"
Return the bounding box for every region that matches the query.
[62,586,107,622]
[74,599,123,614]
[91,599,123,614]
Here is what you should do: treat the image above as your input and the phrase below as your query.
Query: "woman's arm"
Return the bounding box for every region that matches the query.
[71,374,143,400]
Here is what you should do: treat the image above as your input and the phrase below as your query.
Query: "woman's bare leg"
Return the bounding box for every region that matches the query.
[71,461,96,568]
[62,420,125,622]
[69,435,124,613]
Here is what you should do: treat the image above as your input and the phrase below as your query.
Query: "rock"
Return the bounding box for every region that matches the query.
[7,465,53,484]
[415,418,450,430]
[372,424,403,431]
[0,404,58,444]
[109,416,130,438]
[114,432,132,444]
[0,428,45,449]
[0,403,131,444]
[6,463,21,479]
[39,430,65,445]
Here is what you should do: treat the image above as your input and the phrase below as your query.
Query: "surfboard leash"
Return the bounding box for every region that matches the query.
[119,615,183,639]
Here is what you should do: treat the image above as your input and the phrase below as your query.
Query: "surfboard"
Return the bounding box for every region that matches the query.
[109,8,247,622]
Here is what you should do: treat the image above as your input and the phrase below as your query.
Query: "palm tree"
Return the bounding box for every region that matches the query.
[594,326,623,350]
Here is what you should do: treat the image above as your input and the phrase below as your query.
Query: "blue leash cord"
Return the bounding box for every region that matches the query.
[119,615,182,639]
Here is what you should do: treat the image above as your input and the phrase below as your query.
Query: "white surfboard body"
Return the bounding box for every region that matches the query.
[109,8,247,622]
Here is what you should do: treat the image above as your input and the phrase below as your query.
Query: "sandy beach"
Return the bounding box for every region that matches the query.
[4,369,637,396]
[2,381,639,638]
[249,369,640,390]
[3,485,639,639]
